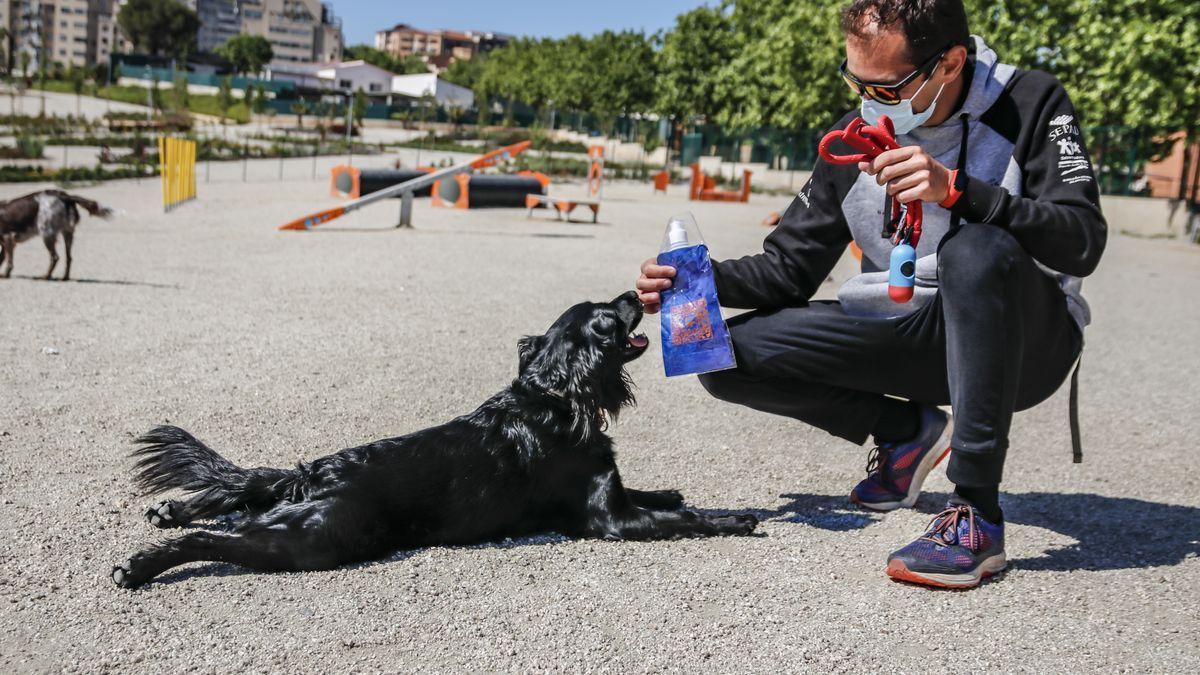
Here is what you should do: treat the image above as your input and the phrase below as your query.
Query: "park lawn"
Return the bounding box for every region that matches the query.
[34,80,250,123]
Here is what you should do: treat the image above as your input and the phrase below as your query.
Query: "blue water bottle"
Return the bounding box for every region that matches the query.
[656,213,737,377]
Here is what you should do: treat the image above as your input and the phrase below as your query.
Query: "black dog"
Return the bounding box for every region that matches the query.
[112,291,758,588]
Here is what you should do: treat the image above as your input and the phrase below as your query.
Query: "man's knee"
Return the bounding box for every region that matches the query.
[938,224,1024,294]
[698,368,755,404]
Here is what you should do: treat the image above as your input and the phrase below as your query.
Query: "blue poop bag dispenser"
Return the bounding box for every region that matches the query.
[656,213,737,377]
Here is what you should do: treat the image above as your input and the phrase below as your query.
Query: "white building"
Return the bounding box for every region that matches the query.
[265,62,474,110]
[266,60,391,94]
[389,73,473,109]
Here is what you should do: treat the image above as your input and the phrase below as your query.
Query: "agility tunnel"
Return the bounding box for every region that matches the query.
[330,165,436,199]
[432,171,549,209]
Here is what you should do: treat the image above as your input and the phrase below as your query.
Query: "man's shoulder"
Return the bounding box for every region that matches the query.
[979,66,1075,144]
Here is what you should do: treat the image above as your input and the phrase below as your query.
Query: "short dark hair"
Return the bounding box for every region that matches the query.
[841,0,970,66]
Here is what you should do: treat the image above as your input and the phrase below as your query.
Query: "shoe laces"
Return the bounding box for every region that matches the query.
[865,444,892,482]
[920,504,981,551]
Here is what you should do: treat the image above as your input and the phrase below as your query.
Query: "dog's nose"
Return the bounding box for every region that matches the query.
[614,290,640,311]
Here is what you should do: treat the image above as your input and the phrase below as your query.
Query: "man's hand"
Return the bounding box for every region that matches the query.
[858,145,952,205]
[636,258,675,314]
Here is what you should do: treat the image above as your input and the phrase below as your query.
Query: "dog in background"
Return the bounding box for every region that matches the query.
[0,189,112,280]
[111,291,759,589]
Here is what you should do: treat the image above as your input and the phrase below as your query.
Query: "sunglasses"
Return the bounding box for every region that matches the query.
[839,47,949,105]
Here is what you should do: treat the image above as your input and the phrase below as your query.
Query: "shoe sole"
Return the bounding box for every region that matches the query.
[852,416,954,512]
[885,553,1007,589]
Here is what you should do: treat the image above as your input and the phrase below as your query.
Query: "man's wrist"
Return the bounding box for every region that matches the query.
[939,169,964,208]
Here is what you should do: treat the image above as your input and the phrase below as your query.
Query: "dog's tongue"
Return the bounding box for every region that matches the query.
[627,334,649,348]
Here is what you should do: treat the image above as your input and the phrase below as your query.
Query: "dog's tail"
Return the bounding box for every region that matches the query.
[52,190,113,219]
[132,426,306,515]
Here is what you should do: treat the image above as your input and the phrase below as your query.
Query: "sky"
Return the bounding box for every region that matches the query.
[332,0,712,47]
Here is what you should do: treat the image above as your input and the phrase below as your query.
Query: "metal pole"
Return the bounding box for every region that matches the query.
[398,190,413,228]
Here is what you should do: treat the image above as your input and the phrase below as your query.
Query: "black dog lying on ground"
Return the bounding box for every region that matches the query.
[112,291,758,588]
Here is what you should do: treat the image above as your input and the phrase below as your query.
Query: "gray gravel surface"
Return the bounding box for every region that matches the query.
[0,177,1197,672]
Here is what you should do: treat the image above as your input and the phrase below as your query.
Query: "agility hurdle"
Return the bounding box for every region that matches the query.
[280,140,531,231]
[158,136,197,212]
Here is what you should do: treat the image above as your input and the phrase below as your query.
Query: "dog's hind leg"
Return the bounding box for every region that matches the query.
[585,470,757,541]
[144,488,271,529]
[61,229,72,281]
[41,233,58,280]
[625,488,685,511]
[113,500,386,588]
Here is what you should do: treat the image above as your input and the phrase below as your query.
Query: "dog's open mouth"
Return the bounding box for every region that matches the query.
[623,332,649,358]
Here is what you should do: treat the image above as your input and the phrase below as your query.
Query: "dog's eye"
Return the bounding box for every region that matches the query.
[588,315,618,337]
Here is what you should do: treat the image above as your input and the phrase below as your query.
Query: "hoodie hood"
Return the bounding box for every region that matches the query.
[901,36,1017,156]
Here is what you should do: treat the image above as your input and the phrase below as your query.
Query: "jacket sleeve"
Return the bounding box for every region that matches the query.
[950,77,1107,277]
[712,158,852,309]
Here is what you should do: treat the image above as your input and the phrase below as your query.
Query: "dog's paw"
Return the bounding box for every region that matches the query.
[715,513,759,536]
[144,501,179,529]
[111,560,138,589]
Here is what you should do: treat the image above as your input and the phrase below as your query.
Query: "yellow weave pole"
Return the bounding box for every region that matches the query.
[160,136,197,212]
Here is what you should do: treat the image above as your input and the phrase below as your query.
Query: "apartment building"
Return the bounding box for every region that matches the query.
[0,0,118,68]
[374,23,507,69]
[0,0,343,69]
[238,0,342,64]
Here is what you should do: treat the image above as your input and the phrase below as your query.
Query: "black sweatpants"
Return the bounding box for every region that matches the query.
[699,224,1083,487]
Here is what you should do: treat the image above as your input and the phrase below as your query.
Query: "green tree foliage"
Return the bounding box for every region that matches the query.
[343,44,430,74]
[216,76,233,124]
[117,0,200,59]
[353,87,368,126]
[172,73,190,111]
[655,3,735,122]
[964,0,1200,134]
[217,34,274,75]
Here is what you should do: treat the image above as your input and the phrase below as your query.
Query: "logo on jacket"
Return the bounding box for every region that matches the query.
[1049,114,1074,127]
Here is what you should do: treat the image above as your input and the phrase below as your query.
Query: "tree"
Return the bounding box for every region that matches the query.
[217,34,273,76]
[963,0,1200,135]
[68,64,86,114]
[352,87,367,128]
[342,44,430,74]
[216,75,233,125]
[290,100,309,129]
[117,0,200,59]
[172,72,190,111]
[656,4,735,123]
[251,85,268,116]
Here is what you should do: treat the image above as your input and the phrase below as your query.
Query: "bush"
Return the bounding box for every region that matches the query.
[17,136,44,158]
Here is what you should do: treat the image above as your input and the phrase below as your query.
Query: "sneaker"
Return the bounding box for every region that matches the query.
[850,405,953,511]
[885,501,1007,589]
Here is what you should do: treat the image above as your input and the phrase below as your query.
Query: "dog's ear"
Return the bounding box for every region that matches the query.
[517,335,545,374]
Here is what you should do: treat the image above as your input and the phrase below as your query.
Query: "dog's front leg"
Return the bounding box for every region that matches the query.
[0,236,12,278]
[584,469,757,541]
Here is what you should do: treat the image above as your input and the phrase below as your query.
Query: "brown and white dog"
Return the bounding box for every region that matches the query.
[0,189,112,281]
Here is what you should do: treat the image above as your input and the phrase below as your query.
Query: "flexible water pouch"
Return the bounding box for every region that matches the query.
[656,213,737,377]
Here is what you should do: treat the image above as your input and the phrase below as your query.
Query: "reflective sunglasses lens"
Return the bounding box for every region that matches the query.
[865,85,901,104]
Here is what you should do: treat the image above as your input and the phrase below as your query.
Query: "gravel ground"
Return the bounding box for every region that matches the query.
[0,175,1197,672]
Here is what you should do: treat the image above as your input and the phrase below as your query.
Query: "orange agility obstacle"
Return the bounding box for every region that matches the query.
[525,146,605,223]
[689,163,752,203]
[279,140,531,231]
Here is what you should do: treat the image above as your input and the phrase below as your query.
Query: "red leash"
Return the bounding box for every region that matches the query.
[818,115,922,247]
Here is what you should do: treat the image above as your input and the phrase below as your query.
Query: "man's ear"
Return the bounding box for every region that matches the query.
[517,335,545,374]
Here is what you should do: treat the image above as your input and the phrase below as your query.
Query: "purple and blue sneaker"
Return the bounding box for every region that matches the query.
[886,501,1007,589]
[850,405,953,511]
